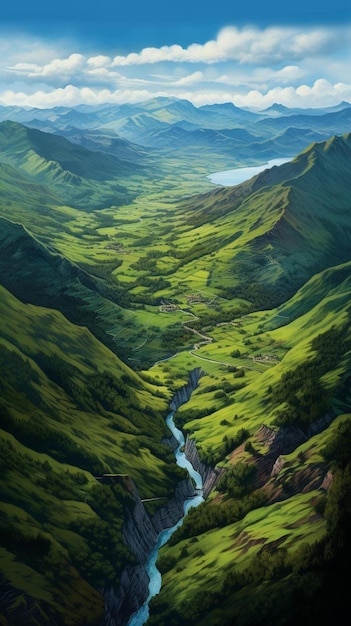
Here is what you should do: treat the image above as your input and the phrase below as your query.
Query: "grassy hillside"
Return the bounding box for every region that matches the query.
[0,284,188,624]
[148,259,351,625]
[0,120,150,209]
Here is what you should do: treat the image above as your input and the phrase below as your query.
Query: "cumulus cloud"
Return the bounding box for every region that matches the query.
[173,71,204,86]
[233,79,351,109]
[0,84,171,107]
[87,55,112,68]
[111,25,344,66]
[1,77,350,111]
[0,24,350,109]
[8,53,86,78]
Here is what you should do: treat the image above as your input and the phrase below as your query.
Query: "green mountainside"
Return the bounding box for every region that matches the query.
[165,133,351,307]
[0,121,152,209]
[0,283,188,624]
[0,106,351,625]
[148,257,351,625]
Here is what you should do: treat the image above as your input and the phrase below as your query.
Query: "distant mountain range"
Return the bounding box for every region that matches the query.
[0,97,350,164]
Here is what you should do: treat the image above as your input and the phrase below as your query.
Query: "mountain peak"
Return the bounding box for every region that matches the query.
[264,103,290,112]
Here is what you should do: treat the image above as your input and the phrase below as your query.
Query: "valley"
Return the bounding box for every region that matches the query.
[0,96,350,626]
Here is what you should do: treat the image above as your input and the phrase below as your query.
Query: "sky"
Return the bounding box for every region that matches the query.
[0,0,350,110]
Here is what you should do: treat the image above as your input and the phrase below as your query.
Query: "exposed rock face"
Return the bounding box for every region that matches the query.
[152,478,195,533]
[101,478,157,626]
[122,482,158,563]
[102,567,149,626]
[102,368,210,626]
[169,367,203,411]
[255,424,307,484]
[184,437,223,498]
[308,411,334,437]
[270,455,285,477]
[103,478,196,625]
[321,470,333,491]
[170,367,223,496]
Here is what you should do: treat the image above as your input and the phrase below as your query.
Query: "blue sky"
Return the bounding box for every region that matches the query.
[0,0,350,109]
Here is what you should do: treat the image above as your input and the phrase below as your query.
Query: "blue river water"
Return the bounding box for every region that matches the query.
[208,157,291,186]
[127,413,204,626]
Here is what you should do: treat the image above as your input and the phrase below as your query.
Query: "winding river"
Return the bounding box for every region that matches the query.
[127,413,204,626]
[128,157,292,624]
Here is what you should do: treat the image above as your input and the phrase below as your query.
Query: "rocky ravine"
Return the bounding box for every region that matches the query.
[102,368,216,626]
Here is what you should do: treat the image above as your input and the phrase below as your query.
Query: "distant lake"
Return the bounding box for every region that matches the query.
[208,158,291,186]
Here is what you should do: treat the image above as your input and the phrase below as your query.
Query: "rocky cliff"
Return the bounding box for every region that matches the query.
[102,476,196,625]
[184,437,223,498]
[102,369,207,626]
[169,368,203,411]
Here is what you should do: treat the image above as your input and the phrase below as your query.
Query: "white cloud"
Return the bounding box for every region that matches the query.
[173,71,204,86]
[232,79,351,109]
[111,25,344,66]
[274,65,305,82]
[87,55,112,68]
[0,85,169,107]
[0,24,350,109]
[1,77,350,111]
[8,53,86,78]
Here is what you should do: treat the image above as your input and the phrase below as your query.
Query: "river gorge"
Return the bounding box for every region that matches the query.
[103,369,221,626]
[127,412,204,626]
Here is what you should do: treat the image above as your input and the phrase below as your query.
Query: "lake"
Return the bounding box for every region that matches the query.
[208,158,291,186]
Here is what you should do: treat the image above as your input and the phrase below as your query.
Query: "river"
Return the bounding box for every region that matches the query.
[127,412,204,626]
[208,157,291,186]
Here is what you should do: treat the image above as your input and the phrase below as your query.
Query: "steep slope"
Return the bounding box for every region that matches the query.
[256,105,351,137]
[147,258,351,626]
[0,217,136,359]
[0,120,142,178]
[175,133,351,305]
[0,282,190,625]
[53,127,152,163]
[0,121,146,209]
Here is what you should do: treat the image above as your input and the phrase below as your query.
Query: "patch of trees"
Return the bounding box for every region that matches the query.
[161,323,194,351]
[69,516,135,588]
[216,462,256,498]
[0,404,106,475]
[220,280,284,311]
[272,325,351,432]
[167,490,267,545]
[200,376,245,395]
[0,346,41,405]
[0,525,51,557]
[134,257,157,273]
[36,465,88,500]
[185,306,250,330]
[0,430,17,475]
[171,237,219,265]
[36,353,157,429]
[136,276,171,293]
[322,418,351,470]
[174,406,214,428]
[199,428,249,466]
[79,258,123,282]
[68,482,137,587]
